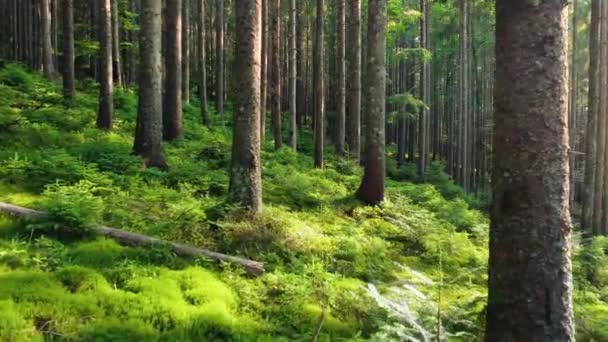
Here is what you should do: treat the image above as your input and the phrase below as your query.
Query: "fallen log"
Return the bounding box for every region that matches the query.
[0,202,265,276]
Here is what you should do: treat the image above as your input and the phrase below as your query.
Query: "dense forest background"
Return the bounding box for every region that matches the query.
[0,0,606,341]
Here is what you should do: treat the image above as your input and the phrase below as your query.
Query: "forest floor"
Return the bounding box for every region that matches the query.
[0,64,607,341]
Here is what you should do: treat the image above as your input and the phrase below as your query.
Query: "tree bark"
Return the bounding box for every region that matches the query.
[346,0,361,161]
[111,0,122,87]
[134,0,167,169]
[335,0,346,156]
[0,202,264,276]
[288,0,297,151]
[357,0,386,204]
[296,1,306,128]
[163,0,184,141]
[41,0,54,78]
[198,0,209,127]
[229,0,263,214]
[182,0,190,103]
[582,0,600,233]
[260,0,268,142]
[458,0,469,191]
[270,0,282,149]
[61,0,75,102]
[97,0,114,130]
[486,1,574,340]
[313,0,324,168]
[215,0,224,119]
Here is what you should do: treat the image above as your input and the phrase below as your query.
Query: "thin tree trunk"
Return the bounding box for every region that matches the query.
[260,0,268,142]
[182,0,190,103]
[97,0,114,130]
[41,0,54,78]
[163,0,184,141]
[568,0,578,207]
[198,0,209,127]
[296,1,306,127]
[486,1,574,340]
[313,0,325,168]
[288,0,297,150]
[215,0,224,119]
[61,0,75,102]
[111,0,122,87]
[582,0,600,233]
[346,0,361,161]
[134,0,167,169]
[335,0,346,156]
[229,0,263,214]
[270,0,282,149]
[599,0,608,233]
[357,0,386,204]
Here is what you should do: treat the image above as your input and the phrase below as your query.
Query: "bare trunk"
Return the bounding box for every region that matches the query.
[134,0,167,169]
[261,0,268,142]
[270,0,282,149]
[229,0,263,214]
[486,1,574,340]
[215,0,224,119]
[97,0,114,130]
[182,0,190,103]
[41,0,54,78]
[335,0,346,156]
[288,0,297,150]
[111,0,122,87]
[313,0,324,168]
[357,0,386,204]
[198,0,209,126]
[61,0,75,102]
[163,0,184,141]
[346,0,361,161]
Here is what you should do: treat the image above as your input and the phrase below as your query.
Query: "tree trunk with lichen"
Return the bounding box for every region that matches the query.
[97,0,113,130]
[357,0,386,204]
[486,1,574,340]
[229,0,263,214]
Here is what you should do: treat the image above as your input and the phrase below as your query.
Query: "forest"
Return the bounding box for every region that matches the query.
[0,0,606,341]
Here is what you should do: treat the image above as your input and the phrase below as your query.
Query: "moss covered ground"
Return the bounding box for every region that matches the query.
[0,64,607,341]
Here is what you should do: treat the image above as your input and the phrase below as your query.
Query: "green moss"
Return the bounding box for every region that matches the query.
[0,300,34,342]
[68,238,129,268]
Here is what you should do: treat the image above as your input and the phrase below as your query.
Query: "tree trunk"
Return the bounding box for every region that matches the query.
[568,0,578,207]
[346,0,361,161]
[288,0,297,151]
[260,0,268,142]
[418,0,430,176]
[134,0,167,169]
[182,0,190,103]
[357,0,386,204]
[582,0,600,233]
[198,0,209,127]
[486,1,574,340]
[163,0,184,141]
[215,0,224,119]
[458,0,469,191]
[111,0,122,87]
[335,0,346,156]
[41,0,54,78]
[61,0,75,102]
[296,1,306,127]
[313,0,325,168]
[270,0,282,149]
[229,0,263,214]
[97,0,114,130]
[599,0,608,233]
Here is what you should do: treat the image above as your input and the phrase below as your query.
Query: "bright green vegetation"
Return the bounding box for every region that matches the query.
[0,64,606,341]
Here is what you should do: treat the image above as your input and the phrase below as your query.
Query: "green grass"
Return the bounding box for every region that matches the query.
[0,63,605,341]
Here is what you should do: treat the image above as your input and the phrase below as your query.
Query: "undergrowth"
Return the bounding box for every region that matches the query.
[0,63,606,341]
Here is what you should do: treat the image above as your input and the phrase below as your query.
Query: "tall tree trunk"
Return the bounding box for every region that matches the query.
[41,0,54,78]
[486,1,574,340]
[61,0,75,102]
[270,0,282,149]
[229,0,263,214]
[568,0,578,207]
[296,1,306,127]
[97,0,114,130]
[419,0,429,176]
[163,0,184,141]
[288,0,297,150]
[260,0,268,142]
[357,0,386,204]
[198,0,209,126]
[134,0,167,169]
[215,0,224,119]
[599,0,608,233]
[346,0,361,161]
[313,0,324,168]
[111,0,122,87]
[459,0,469,190]
[582,0,600,233]
[182,0,190,103]
[335,0,346,156]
